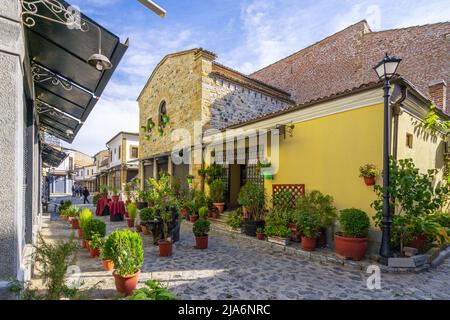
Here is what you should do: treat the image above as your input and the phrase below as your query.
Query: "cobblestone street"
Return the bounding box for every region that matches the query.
[34,201,450,300]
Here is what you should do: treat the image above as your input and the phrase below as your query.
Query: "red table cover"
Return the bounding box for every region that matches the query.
[109,200,126,217]
[96,196,110,216]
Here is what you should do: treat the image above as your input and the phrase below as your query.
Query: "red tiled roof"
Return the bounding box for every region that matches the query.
[250,20,450,110]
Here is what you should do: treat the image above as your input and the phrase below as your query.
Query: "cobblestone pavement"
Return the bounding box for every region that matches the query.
[34,204,450,300]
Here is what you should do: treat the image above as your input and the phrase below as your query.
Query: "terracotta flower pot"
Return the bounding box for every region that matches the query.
[189,215,198,223]
[89,247,100,258]
[334,233,368,260]
[213,203,225,213]
[301,236,317,251]
[102,259,114,271]
[136,225,142,233]
[112,195,120,202]
[127,218,135,228]
[407,234,428,251]
[195,236,209,249]
[256,232,265,240]
[77,228,83,239]
[113,269,140,296]
[363,176,376,186]
[71,219,79,229]
[85,240,90,251]
[158,240,173,257]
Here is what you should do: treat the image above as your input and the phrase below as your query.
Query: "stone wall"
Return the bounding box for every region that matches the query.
[202,74,292,129]
[138,50,203,158]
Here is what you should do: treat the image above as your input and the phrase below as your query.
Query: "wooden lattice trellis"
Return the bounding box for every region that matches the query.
[272,184,305,208]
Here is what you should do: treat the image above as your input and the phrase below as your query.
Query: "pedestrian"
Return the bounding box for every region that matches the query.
[83,187,90,204]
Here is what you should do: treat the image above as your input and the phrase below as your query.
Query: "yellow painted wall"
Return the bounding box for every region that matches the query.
[264,103,384,218]
[396,112,446,182]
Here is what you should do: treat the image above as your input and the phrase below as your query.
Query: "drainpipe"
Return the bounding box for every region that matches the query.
[391,83,407,160]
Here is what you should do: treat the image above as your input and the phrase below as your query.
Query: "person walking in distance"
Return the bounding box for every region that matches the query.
[83,187,90,204]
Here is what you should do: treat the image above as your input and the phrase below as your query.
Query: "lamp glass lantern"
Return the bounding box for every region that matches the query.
[374,54,402,80]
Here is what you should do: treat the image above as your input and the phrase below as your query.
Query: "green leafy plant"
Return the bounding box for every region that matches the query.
[372,158,450,251]
[89,233,103,250]
[423,104,450,132]
[295,208,320,239]
[226,209,244,229]
[140,207,154,222]
[265,207,292,238]
[206,164,225,185]
[238,182,266,221]
[110,187,119,196]
[93,193,102,205]
[209,179,224,203]
[198,206,208,220]
[100,185,108,193]
[127,203,138,220]
[65,206,80,218]
[256,227,264,233]
[101,233,114,261]
[359,163,378,178]
[198,168,208,177]
[295,190,337,228]
[79,208,93,231]
[105,230,143,277]
[338,208,370,238]
[84,219,106,241]
[126,280,178,300]
[193,219,211,237]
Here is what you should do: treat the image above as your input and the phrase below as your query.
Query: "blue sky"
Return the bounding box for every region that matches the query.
[64,0,450,155]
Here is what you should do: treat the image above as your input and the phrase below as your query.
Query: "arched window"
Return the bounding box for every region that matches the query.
[159,100,167,125]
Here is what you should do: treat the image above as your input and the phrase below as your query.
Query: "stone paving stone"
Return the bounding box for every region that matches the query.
[30,204,450,300]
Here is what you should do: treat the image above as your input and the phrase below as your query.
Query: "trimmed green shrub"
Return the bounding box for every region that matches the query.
[209,179,224,203]
[79,208,93,231]
[198,206,208,220]
[84,219,106,241]
[193,219,211,237]
[226,209,244,229]
[338,208,370,238]
[105,230,143,277]
[140,207,154,221]
[295,209,320,238]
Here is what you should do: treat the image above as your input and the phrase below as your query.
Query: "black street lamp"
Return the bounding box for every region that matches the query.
[373,53,402,264]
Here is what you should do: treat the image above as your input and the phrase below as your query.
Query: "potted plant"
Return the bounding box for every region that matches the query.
[101,233,114,271]
[89,233,102,258]
[186,174,194,185]
[84,219,106,253]
[226,209,244,232]
[79,208,93,240]
[205,164,225,185]
[111,188,120,202]
[359,164,378,186]
[137,190,149,209]
[193,219,211,249]
[265,207,291,245]
[257,160,274,180]
[139,207,154,235]
[256,227,265,240]
[199,206,208,220]
[127,203,137,228]
[158,210,174,257]
[66,206,80,229]
[209,179,225,213]
[335,208,370,260]
[238,182,266,236]
[296,190,337,248]
[296,208,320,251]
[106,230,143,295]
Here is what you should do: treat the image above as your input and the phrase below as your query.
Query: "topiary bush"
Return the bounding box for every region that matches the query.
[338,208,370,238]
[127,203,138,220]
[84,219,106,241]
[104,230,143,277]
[140,207,154,222]
[193,219,211,237]
[79,208,93,231]
[198,206,208,220]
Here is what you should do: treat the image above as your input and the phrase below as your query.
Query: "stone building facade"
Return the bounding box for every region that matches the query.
[137,49,293,191]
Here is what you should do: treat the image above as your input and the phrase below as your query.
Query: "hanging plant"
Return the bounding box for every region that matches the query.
[162,115,170,124]
[147,118,156,130]
[140,126,147,133]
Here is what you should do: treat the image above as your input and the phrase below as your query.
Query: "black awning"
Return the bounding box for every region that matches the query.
[42,143,68,168]
[24,0,128,143]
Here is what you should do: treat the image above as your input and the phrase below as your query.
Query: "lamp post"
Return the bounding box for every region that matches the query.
[373,53,402,264]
